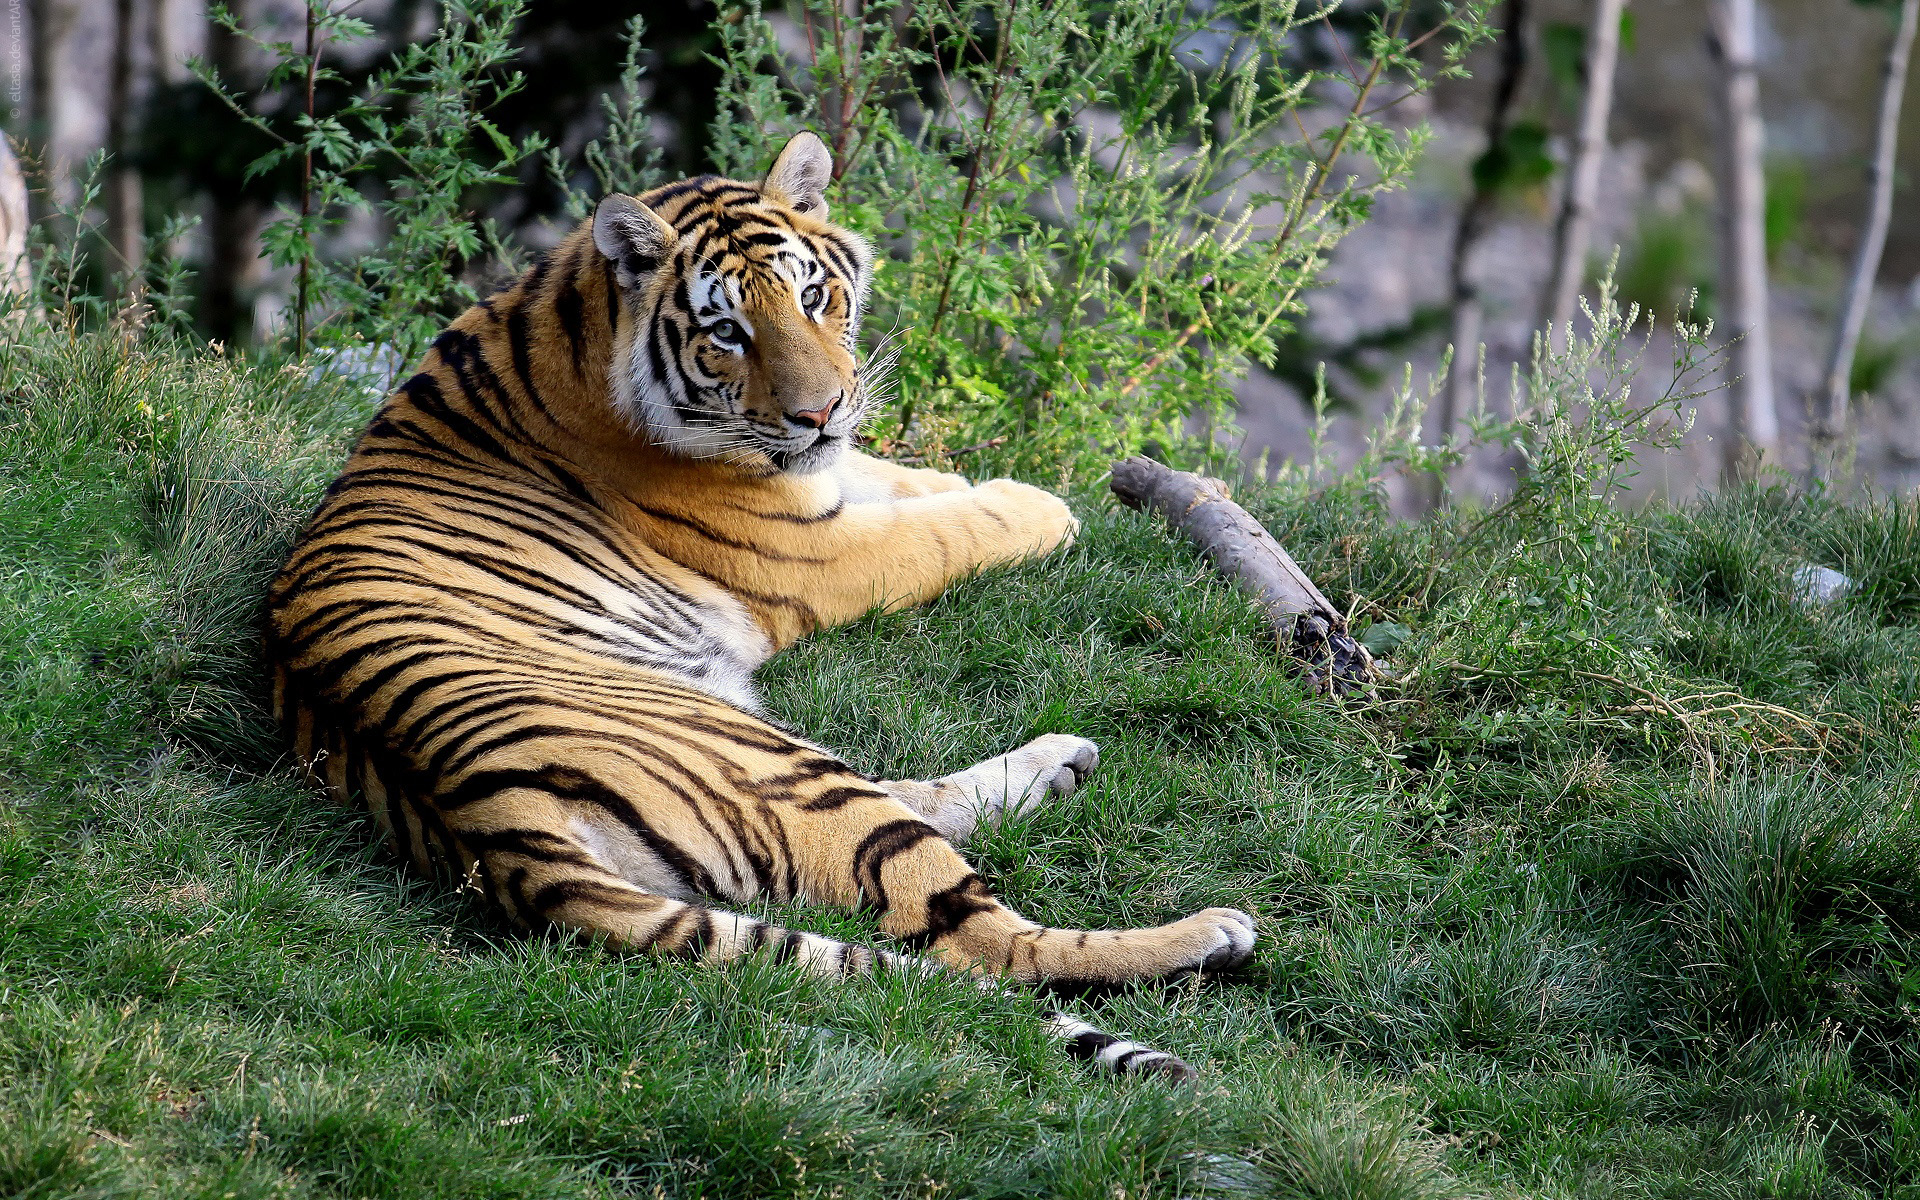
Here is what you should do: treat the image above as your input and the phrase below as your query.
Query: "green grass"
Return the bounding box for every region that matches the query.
[4,330,1920,1199]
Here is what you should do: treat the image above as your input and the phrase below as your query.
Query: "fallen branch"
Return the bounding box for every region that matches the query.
[1108,456,1375,695]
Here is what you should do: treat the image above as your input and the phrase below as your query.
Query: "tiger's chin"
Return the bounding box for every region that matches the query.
[624,402,848,476]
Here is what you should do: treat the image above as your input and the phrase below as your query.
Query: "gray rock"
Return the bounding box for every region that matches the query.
[310,344,405,396]
[1792,565,1853,606]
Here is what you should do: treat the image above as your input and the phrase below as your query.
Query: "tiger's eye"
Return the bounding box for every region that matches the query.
[711,319,742,343]
[802,284,824,310]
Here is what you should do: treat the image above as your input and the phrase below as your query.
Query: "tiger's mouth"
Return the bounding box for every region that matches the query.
[763,429,846,475]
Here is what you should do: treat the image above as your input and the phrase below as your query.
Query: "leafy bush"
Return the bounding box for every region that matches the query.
[188,0,1490,478]
[24,153,200,336]
[194,0,546,367]
[709,0,1491,475]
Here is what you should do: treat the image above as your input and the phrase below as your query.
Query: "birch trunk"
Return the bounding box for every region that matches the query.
[1810,0,1919,481]
[1432,0,1529,510]
[1707,0,1778,482]
[1541,0,1627,354]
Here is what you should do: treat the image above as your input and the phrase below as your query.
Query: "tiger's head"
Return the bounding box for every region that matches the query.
[591,133,875,476]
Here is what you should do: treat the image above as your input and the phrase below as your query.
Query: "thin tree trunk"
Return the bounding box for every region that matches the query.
[1431,0,1529,510]
[1707,0,1778,482]
[0,135,31,303]
[294,0,321,356]
[1542,0,1626,353]
[25,0,71,223]
[105,0,144,296]
[202,0,260,344]
[1810,0,1918,482]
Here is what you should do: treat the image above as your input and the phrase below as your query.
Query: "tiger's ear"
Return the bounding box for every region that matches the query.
[762,132,832,217]
[593,195,675,290]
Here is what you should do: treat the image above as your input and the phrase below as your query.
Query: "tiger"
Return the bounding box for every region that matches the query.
[265,132,1256,1080]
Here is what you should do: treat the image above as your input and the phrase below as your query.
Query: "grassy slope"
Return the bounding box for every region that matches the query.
[3,332,1919,1200]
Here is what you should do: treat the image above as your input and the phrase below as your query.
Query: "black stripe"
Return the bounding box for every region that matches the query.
[504,307,546,415]
[898,875,997,951]
[529,877,659,917]
[773,931,806,965]
[632,501,833,563]
[399,372,511,464]
[850,820,939,914]
[796,784,878,813]
[1066,1030,1121,1062]
[553,243,588,375]
[438,764,711,894]
[601,255,622,330]
[722,497,846,525]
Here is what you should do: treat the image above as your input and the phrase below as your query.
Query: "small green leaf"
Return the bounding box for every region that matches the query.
[1360,622,1412,656]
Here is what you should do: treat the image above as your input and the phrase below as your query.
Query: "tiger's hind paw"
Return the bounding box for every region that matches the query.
[1153,907,1258,981]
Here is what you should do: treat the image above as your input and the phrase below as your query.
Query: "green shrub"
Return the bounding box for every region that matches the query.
[194,0,546,365]
[708,0,1492,476]
[189,0,1492,478]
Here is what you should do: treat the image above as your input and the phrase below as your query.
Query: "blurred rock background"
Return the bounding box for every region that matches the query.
[1239,0,1920,505]
[8,0,1917,502]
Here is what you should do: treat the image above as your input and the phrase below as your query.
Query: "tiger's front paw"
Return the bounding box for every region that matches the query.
[969,733,1099,825]
[1007,733,1099,804]
[975,479,1079,558]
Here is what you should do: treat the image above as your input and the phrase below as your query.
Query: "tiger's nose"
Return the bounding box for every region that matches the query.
[789,397,839,429]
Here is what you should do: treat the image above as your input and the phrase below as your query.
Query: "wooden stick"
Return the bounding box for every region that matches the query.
[1109,456,1375,695]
